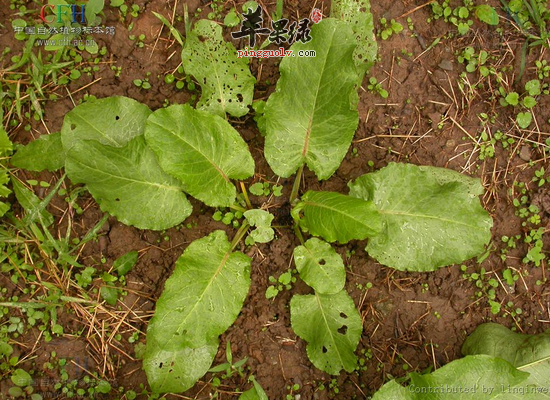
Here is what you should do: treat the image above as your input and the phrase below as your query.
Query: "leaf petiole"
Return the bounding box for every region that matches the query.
[240,181,253,209]
[230,222,250,252]
[290,164,305,205]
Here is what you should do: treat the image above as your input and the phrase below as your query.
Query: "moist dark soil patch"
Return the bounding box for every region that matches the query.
[1,0,550,399]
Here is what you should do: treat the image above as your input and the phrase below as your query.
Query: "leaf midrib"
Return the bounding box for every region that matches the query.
[301,27,336,159]
[148,120,230,183]
[304,199,375,233]
[70,157,182,192]
[379,209,485,230]
[164,249,232,343]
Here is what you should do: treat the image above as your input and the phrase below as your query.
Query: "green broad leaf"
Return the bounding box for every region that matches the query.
[348,163,493,272]
[523,96,537,109]
[292,191,381,244]
[145,342,218,394]
[144,104,255,207]
[525,80,541,96]
[84,37,99,54]
[264,19,359,180]
[61,96,151,152]
[11,132,65,172]
[44,33,71,51]
[95,379,111,394]
[475,5,499,25]
[181,19,255,118]
[0,127,12,156]
[516,112,532,129]
[249,183,264,196]
[0,129,12,217]
[65,136,192,231]
[224,8,241,27]
[144,231,251,393]
[100,286,119,306]
[113,251,138,276]
[0,341,13,358]
[239,377,269,400]
[85,0,104,26]
[243,209,274,244]
[505,92,519,106]
[291,290,362,374]
[462,323,550,398]
[331,0,377,77]
[265,286,279,299]
[11,179,54,227]
[293,238,346,294]
[11,368,33,387]
[371,354,529,400]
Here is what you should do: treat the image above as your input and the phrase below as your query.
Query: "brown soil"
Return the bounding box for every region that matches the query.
[1,0,550,399]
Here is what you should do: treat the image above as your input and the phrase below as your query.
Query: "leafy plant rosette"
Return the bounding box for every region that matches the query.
[371,323,550,399]
[10,1,496,397]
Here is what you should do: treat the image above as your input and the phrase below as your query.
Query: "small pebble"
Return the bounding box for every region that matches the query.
[438,59,454,71]
[519,145,531,161]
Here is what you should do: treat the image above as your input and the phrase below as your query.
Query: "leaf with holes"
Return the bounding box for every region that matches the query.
[292,191,381,244]
[144,230,251,393]
[65,136,192,230]
[348,163,492,272]
[60,96,151,152]
[11,132,65,172]
[293,238,345,294]
[331,0,377,78]
[290,289,362,374]
[181,19,255,118]
[264,19,359,179]
[144,104,254,207]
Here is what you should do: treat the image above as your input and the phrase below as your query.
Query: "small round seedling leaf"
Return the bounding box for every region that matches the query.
[525,79,541,96]
[244,209,274,243]
[523,96,537,109]
[293,238,346,294]
[11,368,32,387]
[290,290,362,374]
[224,8,240,27]
[249,183,264,196]
[505,92,519,106]
[516,112,532,129]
